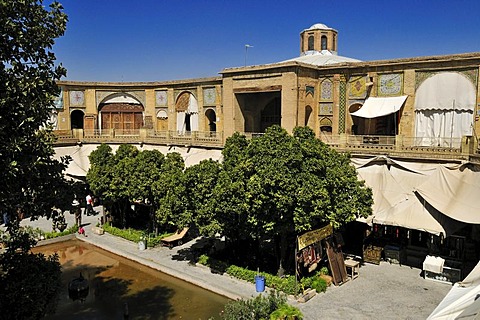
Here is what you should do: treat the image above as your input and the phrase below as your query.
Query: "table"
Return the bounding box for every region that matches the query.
[344,259,360,280]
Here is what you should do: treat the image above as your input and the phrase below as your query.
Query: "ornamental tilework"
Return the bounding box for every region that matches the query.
[54,89,63,109]
[203,87,216,105]
[320,79,333,101]
[175,89,197,101]
[319,103,333,115]
[306,86,315,97]
[319,117,332,127]
[378,73,403,96]
[416,69,478,89]
[155,90,168,107]
[70,90,84,106]
[339,81,346,133]
[349,76,367,99]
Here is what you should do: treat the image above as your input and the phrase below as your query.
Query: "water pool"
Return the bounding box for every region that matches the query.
[33,239,229,319]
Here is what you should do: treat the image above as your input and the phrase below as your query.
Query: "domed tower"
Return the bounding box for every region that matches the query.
[300,23,338,56]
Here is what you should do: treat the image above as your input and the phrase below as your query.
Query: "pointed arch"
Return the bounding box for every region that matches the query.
[71,109,84,129]
[98,93,144,132]
[175,91,199,134]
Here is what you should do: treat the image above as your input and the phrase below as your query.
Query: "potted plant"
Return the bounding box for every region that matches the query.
[319,266,332,286]
[92,221,104,235]
[138,231,148,250]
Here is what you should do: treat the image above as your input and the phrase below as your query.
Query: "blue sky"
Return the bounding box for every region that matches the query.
[54,0,480,82]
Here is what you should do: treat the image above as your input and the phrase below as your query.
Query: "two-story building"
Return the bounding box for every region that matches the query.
[53,23,480,278]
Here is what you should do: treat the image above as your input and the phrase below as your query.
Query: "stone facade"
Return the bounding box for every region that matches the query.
[55,24,480,151]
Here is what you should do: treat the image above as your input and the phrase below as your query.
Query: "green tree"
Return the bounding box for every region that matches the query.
[109,144,139,228]
[0,0,69,220]
[216,126,372,275]
[212,133,251,245]
[86,143,115,201]
[183,159,221,236]
[129,149,165,232]
[0,0,68,318]
[152,152,186,229]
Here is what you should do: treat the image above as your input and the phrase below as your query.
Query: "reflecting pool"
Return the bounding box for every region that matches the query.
[33,239,229,319]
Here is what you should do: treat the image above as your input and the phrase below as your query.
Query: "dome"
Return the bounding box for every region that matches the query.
[306,23,333,31]
[282,51,361,66]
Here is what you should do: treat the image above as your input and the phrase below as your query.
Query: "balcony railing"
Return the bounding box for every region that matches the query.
[57,129,224,148]
[53,130,479,160]
[320,134,475,159]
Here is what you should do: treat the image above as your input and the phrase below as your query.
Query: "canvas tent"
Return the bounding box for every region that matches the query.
[428,260,480,319]
[415,166,480,224]
[354,156,472,236]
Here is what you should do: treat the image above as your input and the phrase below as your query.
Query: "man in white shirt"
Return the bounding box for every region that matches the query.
[86,193,93,215]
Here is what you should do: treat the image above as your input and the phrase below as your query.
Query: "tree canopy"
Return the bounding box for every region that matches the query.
[0,1,68,318]
[86,126,372,275]
[211,126,372,274]
[0,0,69,219]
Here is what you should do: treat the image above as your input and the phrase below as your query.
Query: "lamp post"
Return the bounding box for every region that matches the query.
[245,44,253,67]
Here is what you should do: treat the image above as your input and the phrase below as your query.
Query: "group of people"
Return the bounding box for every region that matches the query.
[72,193,96,228]
[2,205,25,227]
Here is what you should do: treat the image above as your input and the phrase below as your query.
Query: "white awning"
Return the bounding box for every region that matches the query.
[415,72,476,111]
[351,95,408,119]
[415,165,480,224]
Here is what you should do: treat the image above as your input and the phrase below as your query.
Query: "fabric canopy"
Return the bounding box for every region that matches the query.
[415,165,480,224]
[350,95,407,119]
[357,164,408,214]
[355,157,467,236]
[415,72,476,111]
[428,261,480,319]
[414,72,475,148]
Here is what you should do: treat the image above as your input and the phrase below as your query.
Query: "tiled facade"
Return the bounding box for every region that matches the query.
[54,24,480,159]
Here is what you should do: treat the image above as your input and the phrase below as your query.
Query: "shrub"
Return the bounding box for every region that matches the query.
[102,224,169,248]
[310,277,327,293]
[270,303,303,320]
[197,255,316,296]
[43,225,78,239]
[319,266,329,275]
[221,290,287,320]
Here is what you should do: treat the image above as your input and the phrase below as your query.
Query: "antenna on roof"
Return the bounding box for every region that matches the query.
[245,44,254,67]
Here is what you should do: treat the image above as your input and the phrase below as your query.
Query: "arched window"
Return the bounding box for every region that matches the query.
[305,105,313,127]
[205,109,216,132]
[71,110,84,129]
[308,35,314,51]
[175,91,199,134]
[333,35,336,51]
[321,36,327,50]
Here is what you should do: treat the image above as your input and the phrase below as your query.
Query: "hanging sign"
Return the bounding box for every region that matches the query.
[298,225,333,250]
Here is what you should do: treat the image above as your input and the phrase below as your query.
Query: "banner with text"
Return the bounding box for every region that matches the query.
[297,225,333,250]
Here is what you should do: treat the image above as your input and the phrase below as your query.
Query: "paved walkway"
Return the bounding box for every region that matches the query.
[13,208,452,320]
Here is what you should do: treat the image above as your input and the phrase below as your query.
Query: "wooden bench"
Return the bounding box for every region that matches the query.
[161,227,189,248]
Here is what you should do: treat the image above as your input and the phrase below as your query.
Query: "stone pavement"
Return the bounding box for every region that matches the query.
[14,207,452,320]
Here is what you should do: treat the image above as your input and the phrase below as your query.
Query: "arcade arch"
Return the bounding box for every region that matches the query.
[98,93,144,132]
[175,91,199,134]
[70,109,84,129]
[235,91,281,133]
[205,109,216,132]
[305,105,314,128]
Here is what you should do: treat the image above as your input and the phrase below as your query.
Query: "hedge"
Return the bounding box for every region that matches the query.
[197,254,327,296]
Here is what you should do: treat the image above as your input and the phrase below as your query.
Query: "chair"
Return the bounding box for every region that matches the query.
[161,227,189,248]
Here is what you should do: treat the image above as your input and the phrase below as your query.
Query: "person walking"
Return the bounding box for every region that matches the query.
[73,199,82,226]
[86,193,93,216]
